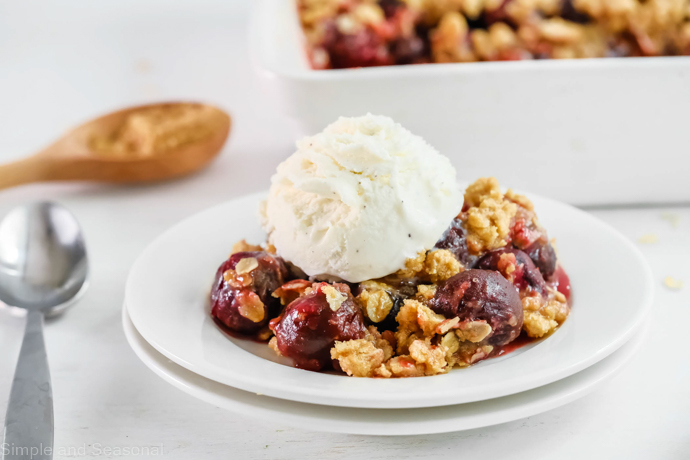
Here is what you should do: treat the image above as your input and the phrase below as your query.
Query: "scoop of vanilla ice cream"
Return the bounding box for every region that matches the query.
[262,114,462,283]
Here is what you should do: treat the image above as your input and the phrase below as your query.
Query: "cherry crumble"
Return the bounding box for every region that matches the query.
[210,177,571,378]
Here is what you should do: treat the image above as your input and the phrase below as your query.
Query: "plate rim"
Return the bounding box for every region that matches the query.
[122,304,646,436]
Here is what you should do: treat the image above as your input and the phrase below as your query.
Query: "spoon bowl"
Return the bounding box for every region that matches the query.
[0,102,231,190]
[0,202,88,314]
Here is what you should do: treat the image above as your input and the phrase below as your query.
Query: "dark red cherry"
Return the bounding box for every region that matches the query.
[434,217,477,267]
[390,36,426,64]
[322,22,392,69]
[378,0,405,18]
[428,269,523,346]
[270,283,367,371]
[475,247,548,296]
[210,251,288,335]
[523,239,557,279]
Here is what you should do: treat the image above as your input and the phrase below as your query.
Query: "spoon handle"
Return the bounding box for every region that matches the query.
[3,311,53,460]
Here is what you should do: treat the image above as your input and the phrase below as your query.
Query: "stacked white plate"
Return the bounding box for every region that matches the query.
[124,189,654,435]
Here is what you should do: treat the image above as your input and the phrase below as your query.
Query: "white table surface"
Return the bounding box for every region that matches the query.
[0,1,688,458]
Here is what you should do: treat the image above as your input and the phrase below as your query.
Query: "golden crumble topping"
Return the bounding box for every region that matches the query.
[398,299,448,338]
[235,257,259,275]
[272,279,312,306]
[352,3,385,26]
[455,320,493,343]
[461,177,540,255]
[231,239,263,255]
[331,339,387,377]
[298,0,340,28]
[373,364,393,378]
[424,0,478,24]
[385,356,427,378]
[464,177,502,208]
[496,252,518,282]
[436,316,460,335]
[417,284,437,300]
[331,326,396,377]
[396,251,427,278]
[395,249,464,281]
[523,310,558,338]
[464,343,495,364]
[424,249,463,282]
[441,332,495,367]
[367,326,395,361]
[223,268,252,289]
[386,298,497,372]
[395,331,423,357]
[357,281,395,323]
[408,339,448,375]
[538,17,585,42]
[393,298,458,357]
[323,285,347,311]
[256,327,273,341]
[505,189,535,211]
[431,11,474,63]
[268,337,281,355]
[465,196,517,253]
[521,289,570,338]
[236,291,265,323]
[490,22,519,49]
[440,331,462,367]
[522,294,541,311]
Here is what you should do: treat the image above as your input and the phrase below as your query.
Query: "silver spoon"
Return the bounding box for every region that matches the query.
[0,202,88,460]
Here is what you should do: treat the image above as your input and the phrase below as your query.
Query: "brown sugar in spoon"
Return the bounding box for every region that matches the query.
[0,102,231,190]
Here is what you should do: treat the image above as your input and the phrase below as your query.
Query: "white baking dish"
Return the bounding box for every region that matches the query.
[249,0,690,205]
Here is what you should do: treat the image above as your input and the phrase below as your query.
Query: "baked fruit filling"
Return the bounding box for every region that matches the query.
[298,0,690,69]
[210,177,571,378]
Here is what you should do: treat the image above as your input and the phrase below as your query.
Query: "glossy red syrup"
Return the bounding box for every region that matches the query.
[493,265,572,358]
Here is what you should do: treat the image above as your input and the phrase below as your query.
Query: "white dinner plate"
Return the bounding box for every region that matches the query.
[123,305,646,436]
[125,188,653,408]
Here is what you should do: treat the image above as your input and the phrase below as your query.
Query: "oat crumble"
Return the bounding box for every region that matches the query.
[521,289,569,337]
[465,195,517,253]
[235,257,259,275]
[323,284,347,311]
[394,249,464,281]
[357,281,395,322]
[231,239,263,255]
[236,291,265,323]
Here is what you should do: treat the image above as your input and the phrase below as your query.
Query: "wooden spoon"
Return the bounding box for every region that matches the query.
[0,102,231,190]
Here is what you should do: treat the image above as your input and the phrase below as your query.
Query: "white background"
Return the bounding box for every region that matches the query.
[0,1,688,458]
